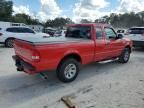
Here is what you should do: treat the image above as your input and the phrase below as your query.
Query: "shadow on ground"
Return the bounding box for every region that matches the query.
[0,45,143,107]
[0,60,123,108]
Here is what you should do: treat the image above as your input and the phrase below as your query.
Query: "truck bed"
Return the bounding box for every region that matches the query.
[17,37,90,45]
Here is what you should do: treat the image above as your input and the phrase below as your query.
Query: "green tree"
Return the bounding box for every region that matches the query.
[11,13,41,25]
[45,17,74,28]
[0,0,13,21]
[80,19,92,23]
[95,12,144,28]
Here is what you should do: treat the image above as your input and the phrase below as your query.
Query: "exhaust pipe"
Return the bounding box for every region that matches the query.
[39,73,48,80]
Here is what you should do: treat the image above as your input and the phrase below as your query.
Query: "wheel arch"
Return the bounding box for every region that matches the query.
[57,53,82,70]
[125,45,132,53]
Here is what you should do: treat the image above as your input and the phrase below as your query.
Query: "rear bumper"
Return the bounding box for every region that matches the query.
[12,55,36,74]
[133,40,144,47]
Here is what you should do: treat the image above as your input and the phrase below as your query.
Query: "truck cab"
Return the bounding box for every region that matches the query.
[66,24,131,61]
[13,23,133,83]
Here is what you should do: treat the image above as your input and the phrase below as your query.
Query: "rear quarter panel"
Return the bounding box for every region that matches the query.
[35,40,95,72]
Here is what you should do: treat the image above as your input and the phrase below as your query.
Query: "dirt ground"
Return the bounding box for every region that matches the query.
[0,45,144,108]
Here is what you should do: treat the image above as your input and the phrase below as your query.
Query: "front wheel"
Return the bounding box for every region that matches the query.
[118,48,130,63]
[56,59,80,83]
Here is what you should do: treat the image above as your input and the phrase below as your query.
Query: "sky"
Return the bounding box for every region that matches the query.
[12,0,144,22]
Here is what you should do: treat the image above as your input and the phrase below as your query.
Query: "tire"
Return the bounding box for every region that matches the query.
[118,48,130,63]
[56,59,80,83]
[5,38,15,48]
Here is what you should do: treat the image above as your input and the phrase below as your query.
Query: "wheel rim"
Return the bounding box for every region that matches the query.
[124,50,129,61]
[7,39,14,47]
[64,63,77,79]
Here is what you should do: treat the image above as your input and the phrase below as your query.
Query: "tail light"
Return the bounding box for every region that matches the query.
[0,33,3,36]
[31,50,40,62]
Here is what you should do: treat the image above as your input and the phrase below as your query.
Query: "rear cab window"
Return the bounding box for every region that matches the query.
[66,26,91,39]
[96,27,103,39]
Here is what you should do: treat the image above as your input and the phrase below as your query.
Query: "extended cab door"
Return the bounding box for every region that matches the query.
[104,27,124,58]
[94,26,108,61]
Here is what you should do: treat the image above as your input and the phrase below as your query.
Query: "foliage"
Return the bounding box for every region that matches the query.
[0,0,13,21]
[44,17,74,27]
[1,0,144,28]
[95,12,144,28]
[80,19,92,23]
[11,14,41,25]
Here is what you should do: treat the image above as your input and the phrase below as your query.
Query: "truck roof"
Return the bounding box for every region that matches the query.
[67,23,110,27]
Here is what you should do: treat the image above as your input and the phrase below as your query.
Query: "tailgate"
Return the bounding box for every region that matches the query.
[14,39,35,62]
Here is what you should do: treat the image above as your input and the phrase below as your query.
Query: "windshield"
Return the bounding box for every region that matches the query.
[66,26,91,39]
[55,31,62,34]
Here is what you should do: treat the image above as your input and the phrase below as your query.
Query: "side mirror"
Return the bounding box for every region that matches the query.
[117,34,123,39]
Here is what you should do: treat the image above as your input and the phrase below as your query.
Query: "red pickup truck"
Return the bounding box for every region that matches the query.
[13,23,133,82]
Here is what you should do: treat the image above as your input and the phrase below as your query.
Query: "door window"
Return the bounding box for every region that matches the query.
[6,27,35,33]
[22,28,35,33]
[105,28,117,39]
[6,28,20,33]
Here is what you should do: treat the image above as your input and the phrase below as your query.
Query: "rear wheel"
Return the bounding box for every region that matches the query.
[56,59,80,83]
[118,48,130,63]
[5,38,15,48]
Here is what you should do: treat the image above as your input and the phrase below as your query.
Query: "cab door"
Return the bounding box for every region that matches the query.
[104,27,124,58]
